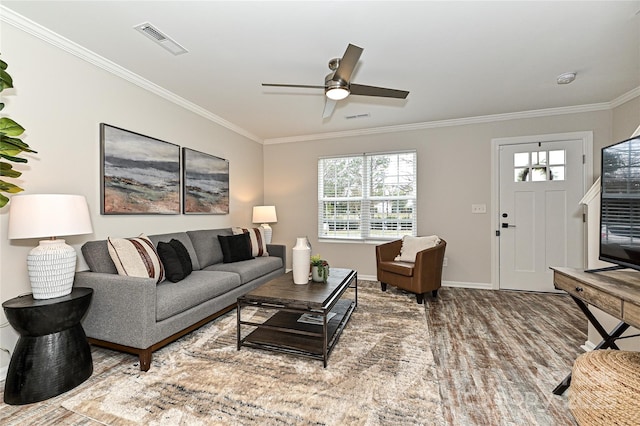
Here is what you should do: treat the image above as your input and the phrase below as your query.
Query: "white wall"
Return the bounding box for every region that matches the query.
[264,110,618,285]
[0,23,265,370]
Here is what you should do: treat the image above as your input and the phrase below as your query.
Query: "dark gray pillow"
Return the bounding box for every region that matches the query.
[169,239,193,276]
[157,242,186,283]
[218,233,254,263]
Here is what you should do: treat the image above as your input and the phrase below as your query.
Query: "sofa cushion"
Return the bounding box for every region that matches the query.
[232,227,269,257]
[206,256,283,284]
[155,271,242,321]
[107,234,165,283]
[149,232,200,271]
[218,233,254,263]
[187,228,232,268]
[82,240,118,274]
[379,260,414,277]
[157,240,193,283]
[395,235,441,262]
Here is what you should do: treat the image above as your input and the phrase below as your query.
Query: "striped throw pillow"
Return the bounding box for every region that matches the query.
[232,227,269,257]
[107,234,165,283]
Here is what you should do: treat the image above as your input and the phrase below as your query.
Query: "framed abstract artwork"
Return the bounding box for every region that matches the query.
[182,147,229,214]
[100,124,180,214]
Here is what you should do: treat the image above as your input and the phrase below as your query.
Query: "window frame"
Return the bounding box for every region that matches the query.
[317,150,417,242]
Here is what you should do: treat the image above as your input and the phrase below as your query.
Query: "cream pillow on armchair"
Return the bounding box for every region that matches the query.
[394,235,441,262]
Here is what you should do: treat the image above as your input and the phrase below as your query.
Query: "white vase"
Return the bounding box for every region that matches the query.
[292,237,310,284]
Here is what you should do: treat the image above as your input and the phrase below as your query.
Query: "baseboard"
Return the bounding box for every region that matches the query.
[357,274,377,282]
[443,280,493,290]
[0,365,7,382]
[581,340,596,352]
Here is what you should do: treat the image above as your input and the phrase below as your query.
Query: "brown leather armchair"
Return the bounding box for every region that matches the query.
[375,238,446,304]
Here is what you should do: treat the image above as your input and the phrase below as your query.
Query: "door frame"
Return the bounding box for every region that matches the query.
[490,131,593,290]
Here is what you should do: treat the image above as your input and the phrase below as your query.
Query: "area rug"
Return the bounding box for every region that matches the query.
[62,281,444,425]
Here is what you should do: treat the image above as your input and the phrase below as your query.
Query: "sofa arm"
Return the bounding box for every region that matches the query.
[74,271,157,349]
[267,244,286,272]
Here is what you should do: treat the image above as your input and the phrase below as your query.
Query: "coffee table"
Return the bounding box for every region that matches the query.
[236,268,357,367]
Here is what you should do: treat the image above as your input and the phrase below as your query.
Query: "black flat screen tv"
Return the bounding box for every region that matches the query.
[599,134,640,271]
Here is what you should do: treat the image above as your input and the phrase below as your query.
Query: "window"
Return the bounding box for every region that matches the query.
[318,151,417,240]
[514,149,565,182]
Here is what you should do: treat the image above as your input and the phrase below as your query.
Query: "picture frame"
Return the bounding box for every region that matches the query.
[182,147,229,214]
[100,123,180,215]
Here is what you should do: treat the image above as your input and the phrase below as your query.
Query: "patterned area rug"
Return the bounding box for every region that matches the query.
[61,282,444,425]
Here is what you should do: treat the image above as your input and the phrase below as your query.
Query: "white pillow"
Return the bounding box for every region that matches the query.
[107,234,165,283]
[394,235,441,262]
[232,227,269,257]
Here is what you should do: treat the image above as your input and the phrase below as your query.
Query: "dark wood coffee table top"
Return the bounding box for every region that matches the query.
[242,268,356,309]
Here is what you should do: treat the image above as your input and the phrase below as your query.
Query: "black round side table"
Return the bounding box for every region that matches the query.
[2,287,93,405]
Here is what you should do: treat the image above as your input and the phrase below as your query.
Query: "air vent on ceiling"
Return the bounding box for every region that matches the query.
[345,113,371,120]
[134,22,188,56]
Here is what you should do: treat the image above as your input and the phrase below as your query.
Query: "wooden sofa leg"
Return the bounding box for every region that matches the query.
[416,293,425,304]
[432,289,439,298]
[380,282,387,292]
[139,349,152,371]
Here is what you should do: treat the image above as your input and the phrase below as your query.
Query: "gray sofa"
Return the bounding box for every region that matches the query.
[75,228,285,371]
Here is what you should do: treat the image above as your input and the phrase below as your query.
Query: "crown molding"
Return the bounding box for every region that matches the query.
[263,102,611,145]
[264,87,640,145]
[0,6,262,144]
[610,85,640,108]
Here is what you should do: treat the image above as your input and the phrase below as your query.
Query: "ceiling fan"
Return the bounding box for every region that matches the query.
[262,43,409,118]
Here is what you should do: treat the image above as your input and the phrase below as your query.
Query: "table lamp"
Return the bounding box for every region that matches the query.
[8,194,93,299]
[252,205,277,244]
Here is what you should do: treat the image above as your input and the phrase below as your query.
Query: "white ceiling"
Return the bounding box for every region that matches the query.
[2,1,640,142]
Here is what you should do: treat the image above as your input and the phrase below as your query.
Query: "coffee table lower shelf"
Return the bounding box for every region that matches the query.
[238,299,355,367]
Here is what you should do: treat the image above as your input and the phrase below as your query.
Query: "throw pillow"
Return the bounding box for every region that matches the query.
[157,242,186,283]
[107,234,165,283]
[232,227,269,257]
[218,233,254,263]
[169,239,193,276]
[394,235,441,263]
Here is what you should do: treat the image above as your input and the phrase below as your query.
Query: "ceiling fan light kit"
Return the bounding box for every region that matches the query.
[262,43,409,118]
[326,85,350,100]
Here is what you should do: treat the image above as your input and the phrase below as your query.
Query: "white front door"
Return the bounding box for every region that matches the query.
[499,139,585,292]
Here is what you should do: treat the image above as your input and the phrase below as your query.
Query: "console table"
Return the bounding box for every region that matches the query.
[551,267,640,395]
[2,287,93,405]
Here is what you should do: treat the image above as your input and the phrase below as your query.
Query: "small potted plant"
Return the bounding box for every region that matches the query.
[310,254,330,283]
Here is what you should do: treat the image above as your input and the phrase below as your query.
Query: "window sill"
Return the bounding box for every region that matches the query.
[318,238,395,245]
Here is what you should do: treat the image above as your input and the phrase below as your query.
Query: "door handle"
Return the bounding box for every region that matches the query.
[501,223,516,228]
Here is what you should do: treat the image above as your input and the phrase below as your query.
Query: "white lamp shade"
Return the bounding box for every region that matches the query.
[8,194,93,240]
[252,205,277,224]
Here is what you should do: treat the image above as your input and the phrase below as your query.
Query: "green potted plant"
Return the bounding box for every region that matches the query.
[0,55,36,208]
[310,254,330,283]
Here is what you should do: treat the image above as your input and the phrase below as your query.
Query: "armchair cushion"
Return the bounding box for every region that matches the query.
[395,235,441,262]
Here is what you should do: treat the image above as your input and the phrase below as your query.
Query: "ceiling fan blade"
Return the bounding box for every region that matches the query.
[262,83,325,89]
[333,44,363,83]
[350,83,409,99]
[323,98,337,119]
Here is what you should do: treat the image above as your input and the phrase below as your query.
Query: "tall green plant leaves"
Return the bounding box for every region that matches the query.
[0,55,35,208]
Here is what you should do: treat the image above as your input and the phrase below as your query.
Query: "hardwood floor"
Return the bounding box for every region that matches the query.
[0,285,585,425]
[425,286,585,425]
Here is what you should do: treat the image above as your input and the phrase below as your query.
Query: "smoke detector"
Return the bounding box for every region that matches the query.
[134,22,188,56]
[556,72,577,85]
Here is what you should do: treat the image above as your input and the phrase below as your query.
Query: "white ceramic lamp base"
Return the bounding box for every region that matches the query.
[27,239,77,299]
[260,224,273,244]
